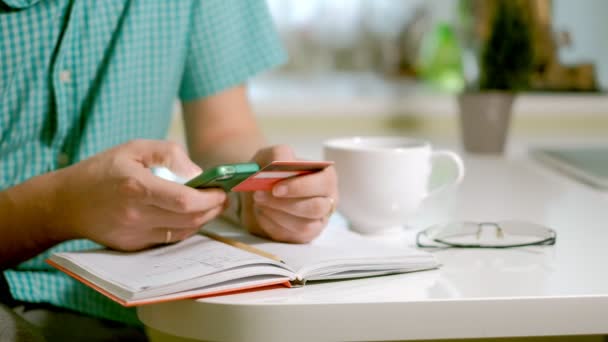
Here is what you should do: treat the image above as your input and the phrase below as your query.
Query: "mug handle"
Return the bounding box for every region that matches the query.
[425,150,465,198]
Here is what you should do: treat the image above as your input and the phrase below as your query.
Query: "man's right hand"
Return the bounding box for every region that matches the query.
[51,139,227,251]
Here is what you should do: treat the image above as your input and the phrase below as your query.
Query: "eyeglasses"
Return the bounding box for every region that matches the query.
[416,221,557,248]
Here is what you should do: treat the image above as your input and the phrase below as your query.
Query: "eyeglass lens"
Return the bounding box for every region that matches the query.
[428,221,555,247]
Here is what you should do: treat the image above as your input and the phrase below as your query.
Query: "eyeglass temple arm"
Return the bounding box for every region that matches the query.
[477,222,505,240]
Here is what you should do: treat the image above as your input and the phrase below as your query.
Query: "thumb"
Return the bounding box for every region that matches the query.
[253,145,296,166]
[130,140,202,179]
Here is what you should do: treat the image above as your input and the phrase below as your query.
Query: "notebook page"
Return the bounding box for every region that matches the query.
[205,220,436,279]
[51,235,283,292]
[257,228,433,276]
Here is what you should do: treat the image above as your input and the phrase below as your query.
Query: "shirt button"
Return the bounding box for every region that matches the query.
[57,153,70,167]
[59,70,72,84]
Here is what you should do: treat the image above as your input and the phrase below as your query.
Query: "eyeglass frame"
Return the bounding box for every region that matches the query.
[416,221,557,249]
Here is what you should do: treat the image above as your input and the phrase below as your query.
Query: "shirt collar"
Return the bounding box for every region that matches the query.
[2,0,41,9]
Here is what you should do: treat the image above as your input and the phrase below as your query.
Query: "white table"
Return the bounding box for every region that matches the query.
[139,154,608,341]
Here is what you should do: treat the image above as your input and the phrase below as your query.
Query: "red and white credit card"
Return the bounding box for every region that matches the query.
[231,161,333,192]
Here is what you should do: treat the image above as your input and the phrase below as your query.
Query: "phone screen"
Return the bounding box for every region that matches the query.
[185,163,260,192]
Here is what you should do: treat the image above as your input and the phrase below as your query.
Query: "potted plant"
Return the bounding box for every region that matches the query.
[458,0,534,154]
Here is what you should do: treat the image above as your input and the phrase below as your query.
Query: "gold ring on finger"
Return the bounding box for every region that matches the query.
[165,229,172,244]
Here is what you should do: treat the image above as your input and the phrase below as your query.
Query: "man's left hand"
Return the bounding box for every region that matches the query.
[240,145,338,243]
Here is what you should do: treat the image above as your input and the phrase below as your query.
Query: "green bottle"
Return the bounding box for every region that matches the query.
[418,22,465,93]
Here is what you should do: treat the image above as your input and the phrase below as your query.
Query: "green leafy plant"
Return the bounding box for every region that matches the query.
[479,0,534,91]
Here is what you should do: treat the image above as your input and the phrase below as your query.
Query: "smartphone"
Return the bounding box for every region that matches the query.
[185,162,260,192]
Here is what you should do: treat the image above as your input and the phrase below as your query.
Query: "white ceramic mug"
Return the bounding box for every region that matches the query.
[323,136,465,235]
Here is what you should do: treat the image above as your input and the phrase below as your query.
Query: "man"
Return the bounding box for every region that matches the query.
[0,0,338,340]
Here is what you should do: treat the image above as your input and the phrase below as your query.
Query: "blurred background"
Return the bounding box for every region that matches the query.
[264,0,607,89]
[171,0,608,155]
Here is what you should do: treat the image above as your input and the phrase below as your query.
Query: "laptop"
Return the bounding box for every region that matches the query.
[530,147,608,190]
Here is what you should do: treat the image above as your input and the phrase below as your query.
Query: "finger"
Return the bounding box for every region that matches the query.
[272,166,337,198]
[254,192,333,220]
[253,145,296,167]
[141,204,226,229]
[254,208,300,243]
[153,226,202,245]
[150,205,225,245]
[256,206,324,243]
[140,173,227,213]
[128,139,202,179]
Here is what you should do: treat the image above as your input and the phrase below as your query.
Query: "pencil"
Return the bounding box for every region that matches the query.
[200,231,285,264]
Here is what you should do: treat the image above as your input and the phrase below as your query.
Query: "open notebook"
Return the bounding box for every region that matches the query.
[47,219,438,306]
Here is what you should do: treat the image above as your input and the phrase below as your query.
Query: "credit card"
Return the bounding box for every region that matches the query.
[231,161,333,192]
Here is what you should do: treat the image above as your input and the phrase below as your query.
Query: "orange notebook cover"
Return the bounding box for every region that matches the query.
[47,259,291,307]
[45,234,295,307]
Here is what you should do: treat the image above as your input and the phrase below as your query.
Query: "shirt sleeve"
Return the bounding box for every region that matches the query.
[179,0,287,102]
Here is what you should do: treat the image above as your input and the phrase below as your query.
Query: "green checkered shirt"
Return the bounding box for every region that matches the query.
[1,0,285,325]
